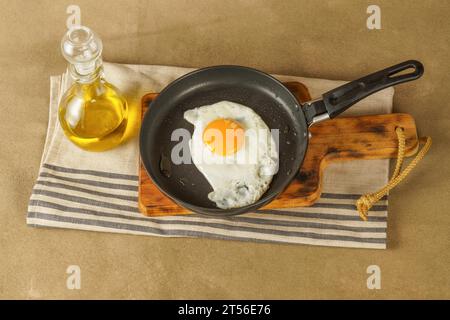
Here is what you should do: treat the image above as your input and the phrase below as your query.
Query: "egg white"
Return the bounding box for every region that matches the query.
[184,101,278,209]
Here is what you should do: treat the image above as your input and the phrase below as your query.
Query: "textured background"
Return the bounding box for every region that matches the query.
[0,0,449,299]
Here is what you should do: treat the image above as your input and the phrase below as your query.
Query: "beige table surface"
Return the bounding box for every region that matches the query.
[0,0,449,299]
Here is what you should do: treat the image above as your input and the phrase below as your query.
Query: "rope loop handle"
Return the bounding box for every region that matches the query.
[356,127,432,221]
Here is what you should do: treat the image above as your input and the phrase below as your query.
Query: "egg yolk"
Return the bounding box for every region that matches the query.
[203,118,245,156]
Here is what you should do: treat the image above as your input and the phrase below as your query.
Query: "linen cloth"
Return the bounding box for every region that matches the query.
[27,63,394,249]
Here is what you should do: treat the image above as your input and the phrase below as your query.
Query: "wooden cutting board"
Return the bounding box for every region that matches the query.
[138,82,419,216]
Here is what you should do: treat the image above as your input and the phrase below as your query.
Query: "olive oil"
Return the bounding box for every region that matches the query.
[58,26,128,151]
[59,77,128,151]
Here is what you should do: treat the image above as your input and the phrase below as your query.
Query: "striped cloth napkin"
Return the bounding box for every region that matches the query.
[27,63,394,249]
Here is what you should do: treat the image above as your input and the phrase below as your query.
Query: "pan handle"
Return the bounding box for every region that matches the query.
[303,60,424,125]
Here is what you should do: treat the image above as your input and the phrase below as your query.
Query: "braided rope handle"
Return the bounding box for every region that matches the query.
[356,127,432,221]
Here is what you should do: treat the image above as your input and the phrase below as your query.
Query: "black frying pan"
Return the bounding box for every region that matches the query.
[140,60,423,216]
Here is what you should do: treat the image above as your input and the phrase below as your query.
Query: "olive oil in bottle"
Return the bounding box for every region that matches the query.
[58,26,128,151]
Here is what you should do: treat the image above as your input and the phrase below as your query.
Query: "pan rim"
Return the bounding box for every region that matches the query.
[139,65,309,216]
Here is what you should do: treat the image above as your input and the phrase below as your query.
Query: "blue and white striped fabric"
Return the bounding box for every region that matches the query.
[27,63,394,249]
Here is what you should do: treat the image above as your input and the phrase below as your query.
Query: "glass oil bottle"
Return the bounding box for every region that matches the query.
[58,26,128,151]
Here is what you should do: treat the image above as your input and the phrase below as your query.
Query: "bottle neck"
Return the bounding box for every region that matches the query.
[68,58,104,84]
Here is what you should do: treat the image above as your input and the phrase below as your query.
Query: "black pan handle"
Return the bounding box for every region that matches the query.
[303,60,424,125]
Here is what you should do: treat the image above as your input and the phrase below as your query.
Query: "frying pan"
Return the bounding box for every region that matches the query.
[140,60,423,216]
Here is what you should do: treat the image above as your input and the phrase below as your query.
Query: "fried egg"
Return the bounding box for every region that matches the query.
[184,101,278,209]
